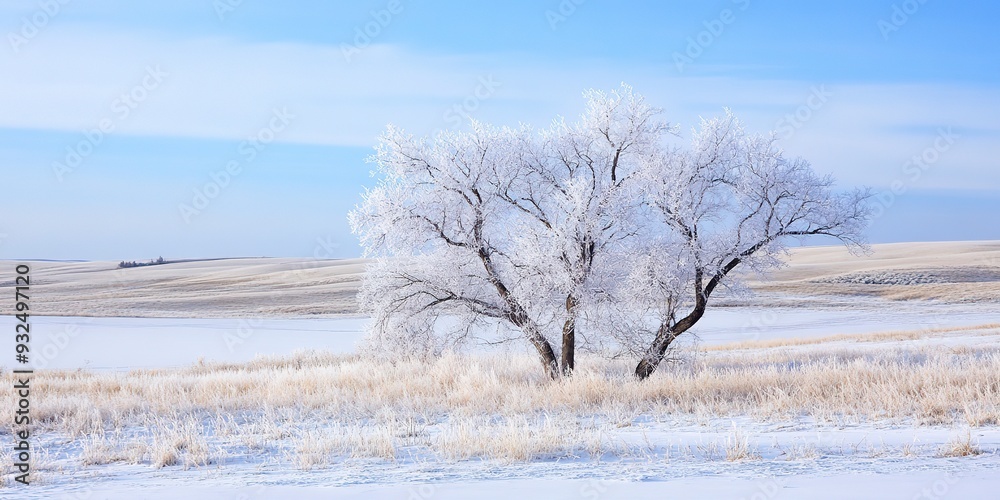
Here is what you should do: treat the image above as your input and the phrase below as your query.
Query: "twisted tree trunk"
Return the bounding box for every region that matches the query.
[477,241,560,379]
[634,250,755,379]
[524,321,560,380]
[560,295,578,376]
[633,310,702,379]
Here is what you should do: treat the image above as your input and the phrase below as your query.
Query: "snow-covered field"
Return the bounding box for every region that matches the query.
[3,242,1000,498]
[4,310,999,498]
[64,473,1000,500]
[6,298,998,371]
[9,315,369,371]
[4,241,998,319]
[19,422,1000,499]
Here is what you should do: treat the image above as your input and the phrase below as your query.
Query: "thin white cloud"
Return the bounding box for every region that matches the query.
[1,27,997,190]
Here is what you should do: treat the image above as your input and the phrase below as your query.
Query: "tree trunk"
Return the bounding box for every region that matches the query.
[534,337,561,380]
[521,321,560,380]
[633,310,701,379]
[634,358,657,379]
[634,323,675,379]
[476,245,560,379]
[634,253,757,379]
[634,332,676,379]
[560,295,577,376]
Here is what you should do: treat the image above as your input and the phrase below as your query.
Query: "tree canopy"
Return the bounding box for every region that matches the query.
[350,84,871,379]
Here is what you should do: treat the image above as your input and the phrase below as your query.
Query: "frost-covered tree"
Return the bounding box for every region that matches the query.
[349,121,558,372]
[350,85,871,380]
[349,86,670,378]
[497,87,674,374]
[624,111,872,378]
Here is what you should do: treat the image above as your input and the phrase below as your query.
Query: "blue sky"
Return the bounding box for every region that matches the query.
[2,0,998,260]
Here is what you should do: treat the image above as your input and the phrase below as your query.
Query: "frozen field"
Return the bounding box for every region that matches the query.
[60,472,1000,500]
[3,309,999,498]
[2,242,999,498]
[7,315,369,371]
[17,424,1000,500]
[3,241,999,319]
[5,297,998,371]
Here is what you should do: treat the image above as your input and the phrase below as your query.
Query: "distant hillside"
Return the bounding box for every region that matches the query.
[749,241,1000,304]
[2,241,998,318]
[0,257,366,318]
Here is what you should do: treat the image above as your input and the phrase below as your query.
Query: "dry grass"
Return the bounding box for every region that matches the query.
[777,443,819,461]
[1,332,998,470]
[288,425,396,469]
[13,348,1000,432]
[724,425,759,462]
[938,430,982,457]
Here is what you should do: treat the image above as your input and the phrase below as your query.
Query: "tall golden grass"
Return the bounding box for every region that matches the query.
[2,325,998,471]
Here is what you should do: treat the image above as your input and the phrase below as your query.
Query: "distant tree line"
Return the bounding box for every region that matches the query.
[118,256,167,269]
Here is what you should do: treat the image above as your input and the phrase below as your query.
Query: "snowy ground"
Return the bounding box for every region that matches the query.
[15,412,1000,499]
[4,301,999,498]
[3,241,1000,498]
[5,297,997,371]
[7,315,369,371]
[61,473,1000,500]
